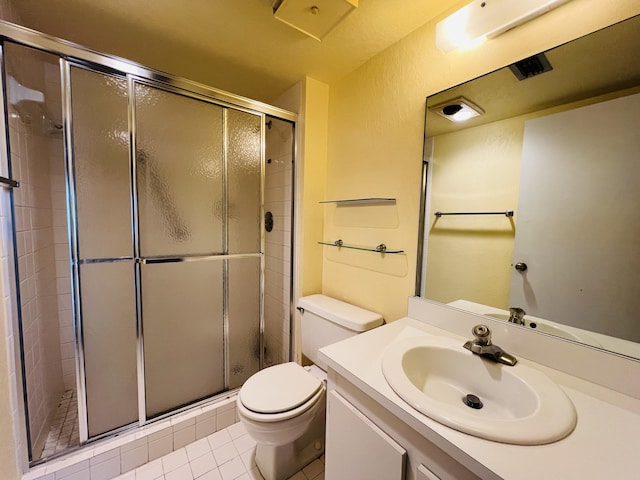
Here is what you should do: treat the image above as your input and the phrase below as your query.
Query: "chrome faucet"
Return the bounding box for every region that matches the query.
[508,307,526,325]
[463,324,517,366]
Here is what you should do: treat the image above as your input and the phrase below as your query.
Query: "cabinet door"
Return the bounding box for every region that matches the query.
[417,464,442,480]
[325,390,406,480]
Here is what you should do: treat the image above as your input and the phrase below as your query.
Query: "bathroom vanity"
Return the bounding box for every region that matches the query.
[319,298,640,480]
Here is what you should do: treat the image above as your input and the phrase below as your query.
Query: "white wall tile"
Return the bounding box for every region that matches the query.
[195,415,216,440]
[89,456,120,480]
[148,433,172,462]
[89,447,119,466]
[52,459,89,479]
[216,409,235,431]
[120,444,147,473]
[55,469,90,480]
[173,424,196,450]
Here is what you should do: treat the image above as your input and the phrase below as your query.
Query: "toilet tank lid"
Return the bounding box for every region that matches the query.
[297,294,383,332]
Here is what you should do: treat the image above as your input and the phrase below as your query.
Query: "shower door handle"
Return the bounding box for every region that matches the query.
[0,176,19,188]
[265,211,274,232]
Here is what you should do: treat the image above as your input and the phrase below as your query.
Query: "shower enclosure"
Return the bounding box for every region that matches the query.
[0,23,295,464]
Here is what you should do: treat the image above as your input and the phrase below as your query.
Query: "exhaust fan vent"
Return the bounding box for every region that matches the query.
[272,0,358,41]
[509,53,553,80]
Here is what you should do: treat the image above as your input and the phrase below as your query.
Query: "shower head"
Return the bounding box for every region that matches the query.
[7,76,44,104]
[7,75,62,136]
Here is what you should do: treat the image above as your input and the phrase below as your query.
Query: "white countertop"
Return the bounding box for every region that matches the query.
[319,317,640,480]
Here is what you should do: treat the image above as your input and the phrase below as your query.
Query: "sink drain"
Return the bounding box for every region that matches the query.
[463,393,483,409]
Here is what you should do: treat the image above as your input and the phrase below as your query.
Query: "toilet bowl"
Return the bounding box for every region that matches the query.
[237,294,383,480]
[237,363,326,480]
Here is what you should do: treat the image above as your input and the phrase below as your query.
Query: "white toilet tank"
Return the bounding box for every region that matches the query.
[297,294,383,370]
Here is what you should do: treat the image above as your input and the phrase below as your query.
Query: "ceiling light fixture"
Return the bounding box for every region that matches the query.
[429,97,484,123]
[436,0,573,53]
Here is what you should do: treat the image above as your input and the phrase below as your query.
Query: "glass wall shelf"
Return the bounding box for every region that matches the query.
[318,240,403,254]
[319,197,396,204]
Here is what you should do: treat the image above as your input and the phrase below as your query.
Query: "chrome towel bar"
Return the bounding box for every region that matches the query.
[435,210,514,218]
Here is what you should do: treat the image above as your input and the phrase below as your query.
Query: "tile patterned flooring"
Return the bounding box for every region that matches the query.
[113,421,325,480]
[40,389,80,459]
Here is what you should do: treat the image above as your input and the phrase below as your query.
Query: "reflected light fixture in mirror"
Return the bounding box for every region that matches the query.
[436,0,573,53]
[430,97,484,123]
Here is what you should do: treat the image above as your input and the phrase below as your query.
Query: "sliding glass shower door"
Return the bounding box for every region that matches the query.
[66,65,263,436]
[1,31,295,463]
[134,82,261,417]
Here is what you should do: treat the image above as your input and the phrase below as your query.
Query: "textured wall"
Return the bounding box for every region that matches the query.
[323,0,640,324]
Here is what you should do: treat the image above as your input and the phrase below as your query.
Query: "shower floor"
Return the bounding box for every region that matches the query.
[40,389,80,458]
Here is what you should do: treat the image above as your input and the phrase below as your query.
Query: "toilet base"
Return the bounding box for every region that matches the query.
[254,402,326,480]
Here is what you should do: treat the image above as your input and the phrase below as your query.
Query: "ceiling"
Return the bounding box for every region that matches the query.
[5,0,459,103]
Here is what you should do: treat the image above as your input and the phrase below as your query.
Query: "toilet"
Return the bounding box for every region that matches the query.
[237,294,383,480]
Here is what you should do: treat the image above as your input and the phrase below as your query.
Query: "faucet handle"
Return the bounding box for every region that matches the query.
[471,324,492,345]
[508,307,527,325]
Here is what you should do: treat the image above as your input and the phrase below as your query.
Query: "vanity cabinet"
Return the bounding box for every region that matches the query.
[325,370,487,480]
[417,464,443,480]
[326,390,406,479]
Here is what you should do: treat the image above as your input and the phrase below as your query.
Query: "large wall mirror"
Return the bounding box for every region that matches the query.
[418,14,640,360]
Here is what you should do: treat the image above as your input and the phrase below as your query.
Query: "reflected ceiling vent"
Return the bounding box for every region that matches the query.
[509,53,553,80]
[272,0,358,41]
[429,97,484,123]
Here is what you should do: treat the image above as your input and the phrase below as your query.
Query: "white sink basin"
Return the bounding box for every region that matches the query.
[381,335,577,445]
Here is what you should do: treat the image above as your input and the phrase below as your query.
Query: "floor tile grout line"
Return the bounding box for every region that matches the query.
[121,421,324,480]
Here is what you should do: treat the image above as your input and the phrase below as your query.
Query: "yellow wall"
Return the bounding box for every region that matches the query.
[426,117,522,308]
[292,77,329,361]
[323,0,640,323]
[299,78,329,297]
[425,83,640,310]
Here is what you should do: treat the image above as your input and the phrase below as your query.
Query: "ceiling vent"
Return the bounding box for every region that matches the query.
[272,0,358,41]
[509,53,553,80]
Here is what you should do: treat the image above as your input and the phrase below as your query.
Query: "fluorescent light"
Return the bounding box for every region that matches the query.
[436,0,573,53]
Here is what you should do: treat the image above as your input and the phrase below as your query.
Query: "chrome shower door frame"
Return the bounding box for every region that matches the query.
[0,19,296,463]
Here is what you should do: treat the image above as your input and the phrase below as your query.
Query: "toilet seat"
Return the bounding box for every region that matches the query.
[239,362,324,422]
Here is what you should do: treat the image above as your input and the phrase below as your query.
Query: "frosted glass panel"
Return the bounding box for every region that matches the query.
[228,257,260,389]
[80,262,137,437]
[227,109,261,254]
[142,261,224,417]
[71,67,132,259]
[135,83,224,257]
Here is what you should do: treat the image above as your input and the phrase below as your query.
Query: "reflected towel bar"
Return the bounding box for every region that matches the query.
[435,210,514,218]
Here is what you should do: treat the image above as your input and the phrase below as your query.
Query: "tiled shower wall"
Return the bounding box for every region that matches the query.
[264,119,293,367]
[5,44,72,458]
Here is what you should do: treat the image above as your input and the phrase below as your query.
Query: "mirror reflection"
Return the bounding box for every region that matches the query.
[420,14,640,359]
